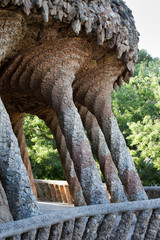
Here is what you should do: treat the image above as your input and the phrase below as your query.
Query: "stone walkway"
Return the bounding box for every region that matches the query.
[38,201,74,213]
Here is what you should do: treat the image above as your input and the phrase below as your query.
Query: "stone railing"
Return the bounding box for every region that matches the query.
[35,179,160,203]
[0,198,160,239]
[34,179,73,204]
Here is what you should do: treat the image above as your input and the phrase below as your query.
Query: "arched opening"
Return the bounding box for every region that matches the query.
[23,114,65,181]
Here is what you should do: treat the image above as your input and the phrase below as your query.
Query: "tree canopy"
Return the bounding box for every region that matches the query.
[112,50,160,185]
[24,115,65,180]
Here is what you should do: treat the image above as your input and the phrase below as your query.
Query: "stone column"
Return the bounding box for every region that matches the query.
[0,180,13,223]
[73,61,151,239]
[84,89,151,240]
[37,110,87,240]
[0,97,40,220]
[10,112,37,197]
[78,105,134,239]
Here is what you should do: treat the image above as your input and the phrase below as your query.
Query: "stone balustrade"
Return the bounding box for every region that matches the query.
[35,179,160,203]
[0,179,159,239]
[0,198,160,239]
[35,179,73,204]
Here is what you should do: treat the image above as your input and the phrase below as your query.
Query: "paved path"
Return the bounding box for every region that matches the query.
[38,201,74,213]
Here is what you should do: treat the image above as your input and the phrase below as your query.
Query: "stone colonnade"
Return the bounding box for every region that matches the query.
[0,0,159,239]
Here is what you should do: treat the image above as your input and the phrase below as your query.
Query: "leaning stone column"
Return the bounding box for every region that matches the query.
[156,228,160,240]
[31,38,110,206]
[9,112,37,197]
[96,110,152,240]
[46,51,115,238]
[0,180,13,223]
[0,97,40,220]
[74,64,152,239]
[78,105,134,240]
[50,115,86,207]
[85,89,151,240]
[39,110,111,240]
[145,209,160,240]
[78,105,127,203]
[39,110,87,240]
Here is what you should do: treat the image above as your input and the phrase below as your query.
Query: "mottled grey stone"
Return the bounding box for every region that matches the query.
[0,199,160,239]
[0,97,40,220]
[0,180,13,223]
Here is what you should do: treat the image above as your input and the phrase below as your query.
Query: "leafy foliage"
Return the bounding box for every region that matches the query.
[23,115,65,180]
[112,50,160,185]
[134,158,160,186]
[128,116,160,185]
[128,116,160,168]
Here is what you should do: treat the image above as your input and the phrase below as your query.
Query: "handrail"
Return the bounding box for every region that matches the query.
[0,198,160,238]
[144,186,160,191]
[35,179,69,185]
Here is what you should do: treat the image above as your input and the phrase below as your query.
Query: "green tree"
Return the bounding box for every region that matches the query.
[112,50,160,185]
[24,114,65,180]
[133,158,160,186]
[128,116,160,173]
[136,49,153,65]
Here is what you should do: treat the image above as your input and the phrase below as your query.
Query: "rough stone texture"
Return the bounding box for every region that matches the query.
[36,226,51,240]
[144,187,160,199]
[0,0,139,71]
[49,223,63,240]
[0,180,13,224]
[0,198,160,239]
[0,10,26,65]
[10,113,37,197]
[156,228,160,240]
[0,0,138,198]
[37,106,115,239]
[44,113,86,207]
[0,38,111,206]
[78,105,127,202]
[1,0,158,238]
[78,105,134,239]
[73,217,88,240]
[145,208,160,240]
[0,97,40,220]
[61,219,75,240]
